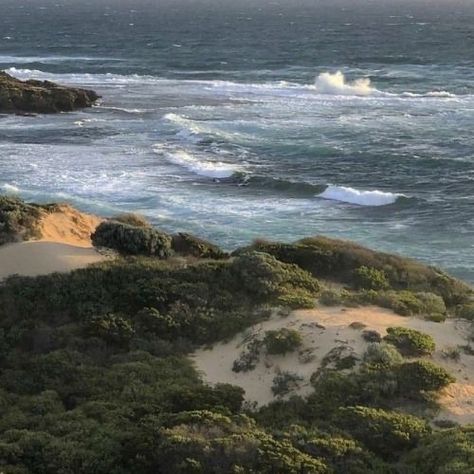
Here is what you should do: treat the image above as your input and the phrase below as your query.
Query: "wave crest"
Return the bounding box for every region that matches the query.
[314,71,377,96]
[318,185,402,206]
[154,146,240,179]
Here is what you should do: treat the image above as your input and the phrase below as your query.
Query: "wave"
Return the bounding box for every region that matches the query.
[313,71,377,96]
[0,55,120,64]
[153,145,241,179]
[1,183,20,194]
[4,68,462,101]
[317,185,403,206]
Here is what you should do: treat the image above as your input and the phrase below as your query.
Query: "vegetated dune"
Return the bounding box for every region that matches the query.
[192,305,474,425]
[0,203,106,279]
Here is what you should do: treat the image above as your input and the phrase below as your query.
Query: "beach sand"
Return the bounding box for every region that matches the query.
[0,204,106,280]
[192,305,474,424]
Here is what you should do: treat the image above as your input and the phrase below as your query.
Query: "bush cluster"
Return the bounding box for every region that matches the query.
[263,328,303,355]
[91,220,173,258]
[384,327,436,356]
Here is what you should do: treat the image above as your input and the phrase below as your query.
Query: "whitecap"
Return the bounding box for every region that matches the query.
[1,183,20,194]
[313,71,377,96]
[318,185,402,206]
[154,146,240,179]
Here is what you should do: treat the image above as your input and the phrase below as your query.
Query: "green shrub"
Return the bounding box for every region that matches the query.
[361,330,382,343]
[319,289,346,306]
[334,406,430,459]
[0,196,44,244]
[91,220,173,258]
[396,360,455,395]
[353,266,389,291]
[85,313,135,347]
[384,327,436,356]
[171,232,228,259]
[112,212,151,228]
[363,342,403,369]
[402,425,474,474]
[271,371,304,397]
[232,339,262,373]
[264,328,303,355]
[237,237,472,307]
[456,302,474,320]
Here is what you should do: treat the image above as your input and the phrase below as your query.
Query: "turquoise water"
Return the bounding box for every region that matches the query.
[1,0,474,280]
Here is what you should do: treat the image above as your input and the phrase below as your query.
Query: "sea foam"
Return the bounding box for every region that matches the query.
[1,184,20,194]
[155,147,239,179]
[318,185,402,206]
[313,71,377,96]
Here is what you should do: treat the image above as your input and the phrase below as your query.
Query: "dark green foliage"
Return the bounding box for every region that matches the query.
[238,236,471,306]
[91,220,173,258]
[264,328,303,355]
[362,330,382,343]
[363,343,403,369]
[456,302,474,320]
[171,232,228,259]
[232,339,262,373]
[401,425,474,474]
[396,360,455,395]
[353,266,389,290]
[384,327,436,356]
[271,371,304,396]
[0,196,44,245]
[136,411,330,473]
[112,212,152,228]
[334,406,430,459]
[289,428,394,474]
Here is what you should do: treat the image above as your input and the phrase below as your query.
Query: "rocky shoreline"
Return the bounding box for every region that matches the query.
[0,71,99,114]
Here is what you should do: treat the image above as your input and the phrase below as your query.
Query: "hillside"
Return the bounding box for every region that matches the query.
[0,197,472,473]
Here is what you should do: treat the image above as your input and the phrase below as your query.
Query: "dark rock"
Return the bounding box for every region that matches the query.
[0,71,100,114]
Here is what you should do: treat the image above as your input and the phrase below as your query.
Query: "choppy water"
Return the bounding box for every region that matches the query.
[1,0,474,280]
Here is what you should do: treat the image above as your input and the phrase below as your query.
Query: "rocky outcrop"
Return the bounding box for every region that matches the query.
[0,71,99,114]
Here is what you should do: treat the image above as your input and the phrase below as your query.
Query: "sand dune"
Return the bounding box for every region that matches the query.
[0,241,106,280]
[192,306,474,424]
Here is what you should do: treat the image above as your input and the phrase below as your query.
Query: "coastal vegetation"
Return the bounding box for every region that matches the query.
[0,198,472,473]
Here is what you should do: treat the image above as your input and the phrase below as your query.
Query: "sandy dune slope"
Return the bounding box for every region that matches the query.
[0,241,106,280]
[192,306,474,424]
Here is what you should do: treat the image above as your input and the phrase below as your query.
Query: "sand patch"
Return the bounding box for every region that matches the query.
[0,241,106,279]
[37,204,102,247]
[192,305,474,423]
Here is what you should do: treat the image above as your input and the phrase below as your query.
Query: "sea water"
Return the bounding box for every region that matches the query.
[1,0,473,280]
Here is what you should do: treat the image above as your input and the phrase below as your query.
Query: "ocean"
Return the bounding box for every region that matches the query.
[1,0,474,281]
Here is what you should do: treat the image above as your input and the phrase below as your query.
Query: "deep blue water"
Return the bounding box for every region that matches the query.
[1,0,474,281]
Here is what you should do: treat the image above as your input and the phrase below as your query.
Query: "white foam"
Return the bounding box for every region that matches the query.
[1,183,20,194]
[0,55,118,64]
[313,71,377,96]
[154,146,239,179]
[318,185,401,206]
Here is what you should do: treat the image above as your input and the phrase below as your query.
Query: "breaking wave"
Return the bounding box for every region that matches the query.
[313,71,377,96]
[153,146,241,179]
[318,185,403,206]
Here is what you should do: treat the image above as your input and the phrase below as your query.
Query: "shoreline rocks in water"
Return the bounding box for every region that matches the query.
[0,71,100,114]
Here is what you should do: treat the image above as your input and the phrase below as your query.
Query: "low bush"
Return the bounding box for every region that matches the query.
[171,232,228,259]
[0,196,44,244]
[363,342,403,369]
[91,221,173,258]
[271,371,304,397]
[384,327,436,356]
[237,237,472,307]
[264,328,303,355]
[396,360,455,395]
[402,425,474,474]
[334,406,430,459]
[112,212,151,228]
[353,266,389,291]
[456,302,474,320]
[361,330,382,343]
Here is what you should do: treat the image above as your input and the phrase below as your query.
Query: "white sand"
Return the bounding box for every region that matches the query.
[192,305,474,424]
[0,204,107,280]
[0,241,106,280]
